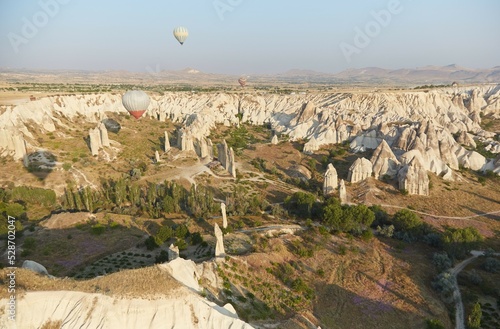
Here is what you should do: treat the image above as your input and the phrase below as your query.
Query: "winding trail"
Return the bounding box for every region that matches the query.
[376,204,500,220]
[450,251,484,329]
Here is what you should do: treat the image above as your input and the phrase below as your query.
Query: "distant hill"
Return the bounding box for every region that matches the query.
[0,65,498,86]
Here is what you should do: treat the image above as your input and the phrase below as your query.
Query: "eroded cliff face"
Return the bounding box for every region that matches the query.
[1,85,499,188]
[1,290,252,329]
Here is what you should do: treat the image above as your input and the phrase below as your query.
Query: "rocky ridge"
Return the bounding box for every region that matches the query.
[1,86,499,195]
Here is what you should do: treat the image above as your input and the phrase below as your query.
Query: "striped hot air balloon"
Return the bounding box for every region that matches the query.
[122,90,150,119]
[238,77,247,87]
[173,26,189,45]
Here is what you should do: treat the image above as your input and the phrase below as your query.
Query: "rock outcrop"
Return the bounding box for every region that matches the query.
[370,140,400,179]
[347,157,373,183]
[168,243,179,261]
[303,136,319,154]
[217,140,228,169]
[214,223,225,259]
[89,127,101,156]
[339,179,347,204]
[271,135,278,145]
[164,131,170,151]
[154,150,161,163]
[221,203,228,229]
[22,260,50,276]
[398,157,429,196]
[323,163,338,196]
[99,123,110,147]
[177,128,195,152]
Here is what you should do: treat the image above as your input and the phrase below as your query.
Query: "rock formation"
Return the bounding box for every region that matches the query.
[154,150,161,163]
[347,157,373,183]
[217,140,228,169]
[271,134,278,145]
[370,140,400,179]
[164,131,170,151]
[22,260,50,276]
[456,130,476,148]
[217,140,236,177]
[177,128,194,152]
[339,179,347,204]
[13,133,27,160]
[168,243,179,261]
[0,129,27,160]
[221,203,228,229]
[214,223,225,259]
[99,123,110,147]
[227,147,236,177]
[323,163,338,196]
[303,136,319,154]
[398,157,429,196]
[89,127,101,156]
[195,137,210,158]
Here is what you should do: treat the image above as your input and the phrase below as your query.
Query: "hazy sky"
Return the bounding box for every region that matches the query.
[0,0,499,74]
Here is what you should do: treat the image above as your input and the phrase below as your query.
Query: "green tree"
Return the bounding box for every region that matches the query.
[425,319,445,329]
[285,191,317,218]
[392,209,422,232]
[467,302,481,329]
[442,227,483,259]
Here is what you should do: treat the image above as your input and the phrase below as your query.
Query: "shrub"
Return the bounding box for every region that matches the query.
[425,319,445,329]
[432,252,452,272]
[482,257,500,273]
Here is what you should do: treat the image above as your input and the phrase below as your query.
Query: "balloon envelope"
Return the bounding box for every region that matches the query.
[238,77,247,87]
[122,90,150,119]
[173,27,189,45]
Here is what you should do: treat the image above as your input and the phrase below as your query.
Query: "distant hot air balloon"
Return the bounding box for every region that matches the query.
[238,77,247,87]
[173,26,189,45]
[122,90,150,119]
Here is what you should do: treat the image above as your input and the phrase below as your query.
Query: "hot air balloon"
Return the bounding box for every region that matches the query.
[173,27,189,45]
[122,90,150,119]
[238,77,247,87]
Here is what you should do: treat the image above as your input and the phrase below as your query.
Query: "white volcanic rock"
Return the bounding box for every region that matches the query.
[339,179,347,204]
[177,128,195,152]
[167,244,179,261]
[323,163,338,196]
[12,132,27,160]
[291,102,316,125]
[154,150,161,163]
[89,127,100,156]
[0,129,27,160]
[4,289,254,329]
[303,136,319,154]
[221,203,228,229]
[271,134,278,145]
[439,138,459,170]
[161,258,200,292]
[214,223,225,259]
[99,123,110,147]
[164,131,170,151]
[217,140,228,169]
[454,145,488,170]
[350,129,380,152]
[227,147,236,178]
[195,138,210,158]
[370,140,400,179]
[456,130,476,148]
[398,157,429,196]
[395,127,417,151]
[347,157,372,183]
[22,260,50,276]
[1,86,499,176]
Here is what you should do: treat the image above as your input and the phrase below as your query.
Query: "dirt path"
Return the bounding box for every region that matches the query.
[449,250,496,329]
[376,204,500,220]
